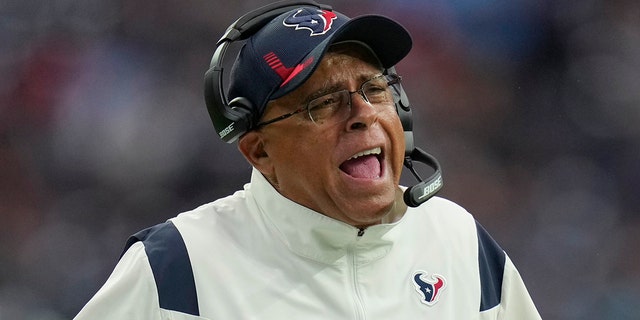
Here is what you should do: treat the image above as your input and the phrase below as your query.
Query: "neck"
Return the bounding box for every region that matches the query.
[379,187,409,225]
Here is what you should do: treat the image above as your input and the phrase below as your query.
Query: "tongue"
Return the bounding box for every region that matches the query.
[340,155,381,179]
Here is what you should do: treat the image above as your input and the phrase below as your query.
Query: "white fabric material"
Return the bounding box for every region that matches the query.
[75,168,540,319]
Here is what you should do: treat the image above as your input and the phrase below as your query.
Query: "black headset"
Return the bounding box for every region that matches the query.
[204,0,331,143]
[204,0,443,207]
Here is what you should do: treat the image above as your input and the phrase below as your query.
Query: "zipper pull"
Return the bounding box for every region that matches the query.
[357,228,365,237]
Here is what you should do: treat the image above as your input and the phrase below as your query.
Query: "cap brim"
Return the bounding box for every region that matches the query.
[271,15,412,100]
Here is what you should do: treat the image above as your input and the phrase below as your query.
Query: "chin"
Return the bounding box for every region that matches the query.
[343,197,398,227]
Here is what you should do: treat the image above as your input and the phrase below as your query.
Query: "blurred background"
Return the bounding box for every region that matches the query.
[1,0,639,319]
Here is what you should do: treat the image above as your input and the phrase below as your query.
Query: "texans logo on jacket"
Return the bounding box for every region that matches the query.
[413,271,446,306]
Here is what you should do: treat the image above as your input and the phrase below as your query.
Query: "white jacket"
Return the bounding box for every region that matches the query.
[75,168,541,319]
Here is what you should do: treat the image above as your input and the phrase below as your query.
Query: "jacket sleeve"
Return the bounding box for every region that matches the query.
[496,255,542,319]
[476,221,541,320]
[74,242,162,319]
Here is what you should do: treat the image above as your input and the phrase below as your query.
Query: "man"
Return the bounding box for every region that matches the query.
[76,2,541,319]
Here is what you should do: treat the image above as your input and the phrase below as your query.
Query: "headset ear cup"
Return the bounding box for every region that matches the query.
[203,67,219,117]
[204,65,247,142]
[393,81,414,155]
[206,1,331,143]
[228,97,255,129]
[386,67,414,154]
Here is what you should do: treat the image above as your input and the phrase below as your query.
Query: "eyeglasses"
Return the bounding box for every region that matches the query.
[256,74,402,128]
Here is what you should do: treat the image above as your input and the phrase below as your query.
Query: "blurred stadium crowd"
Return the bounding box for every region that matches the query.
[1,0,639,319]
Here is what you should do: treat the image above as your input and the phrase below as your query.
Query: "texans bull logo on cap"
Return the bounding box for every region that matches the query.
[283,9,337,36]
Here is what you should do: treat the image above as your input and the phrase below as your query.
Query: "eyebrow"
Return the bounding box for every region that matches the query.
[304,82,343,103]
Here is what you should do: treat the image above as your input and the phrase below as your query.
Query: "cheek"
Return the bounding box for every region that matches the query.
[383,113,407,172]
[271,128,335,171]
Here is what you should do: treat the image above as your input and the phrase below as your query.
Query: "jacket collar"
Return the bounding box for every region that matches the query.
[247,168,399,264]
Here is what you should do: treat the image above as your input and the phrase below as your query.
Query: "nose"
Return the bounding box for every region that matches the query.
[345,90,378,131]
[352,89,369,105]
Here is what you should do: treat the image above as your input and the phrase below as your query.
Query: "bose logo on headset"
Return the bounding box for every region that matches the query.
[219,123,235,140]
[418,175,443,201]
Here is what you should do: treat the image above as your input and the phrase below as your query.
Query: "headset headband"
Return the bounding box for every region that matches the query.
[204,0,331,143]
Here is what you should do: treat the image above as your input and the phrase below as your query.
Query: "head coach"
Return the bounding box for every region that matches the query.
[75,1,541,319]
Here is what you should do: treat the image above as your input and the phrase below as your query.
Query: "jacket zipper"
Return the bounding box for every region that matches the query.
[347,238,366,319]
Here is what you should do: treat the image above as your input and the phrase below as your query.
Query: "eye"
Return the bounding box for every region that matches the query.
[363,77,389,94]
[309,92,345,111]
[307,91,346,122]
[363,85,391,105]
[311,96,339,110]
[364,85,387,95]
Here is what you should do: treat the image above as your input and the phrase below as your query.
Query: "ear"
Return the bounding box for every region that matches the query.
[237,130,274,176]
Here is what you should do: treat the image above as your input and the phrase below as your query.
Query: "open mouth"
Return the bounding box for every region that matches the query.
[339,147,382,179]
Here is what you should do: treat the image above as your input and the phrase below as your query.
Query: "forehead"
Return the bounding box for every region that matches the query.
[296,46,382,92]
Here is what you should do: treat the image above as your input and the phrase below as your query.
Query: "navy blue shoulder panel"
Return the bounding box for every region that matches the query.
[122,221,200,316]
[476,221,506,312]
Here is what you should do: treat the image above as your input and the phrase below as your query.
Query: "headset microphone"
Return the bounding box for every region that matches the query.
[387,66,443,207]
[403,148,443,207]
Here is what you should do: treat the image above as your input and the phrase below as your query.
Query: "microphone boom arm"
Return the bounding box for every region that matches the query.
[403,147,443,207]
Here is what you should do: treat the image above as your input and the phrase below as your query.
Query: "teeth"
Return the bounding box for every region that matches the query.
[349,147,381,160]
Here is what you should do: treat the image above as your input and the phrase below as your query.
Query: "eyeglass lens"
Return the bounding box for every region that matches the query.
[307,75,397,125]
